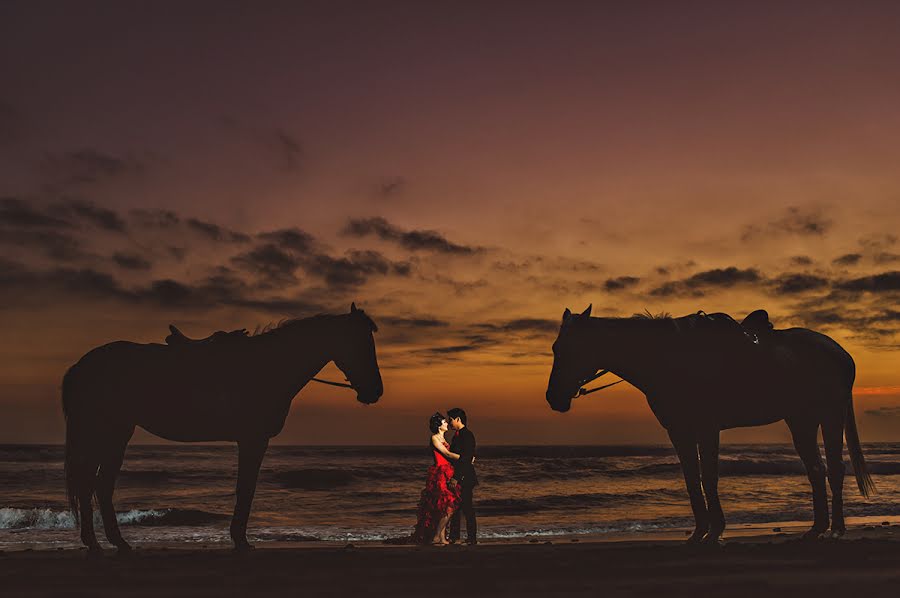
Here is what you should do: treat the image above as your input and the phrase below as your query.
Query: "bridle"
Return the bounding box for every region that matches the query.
[310,377,355,390]
[575,369,625,398]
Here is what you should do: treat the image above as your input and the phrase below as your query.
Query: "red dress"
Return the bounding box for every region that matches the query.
[412,441,461,544]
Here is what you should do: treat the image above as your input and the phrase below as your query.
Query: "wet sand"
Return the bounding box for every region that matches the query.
[4,526,900,597]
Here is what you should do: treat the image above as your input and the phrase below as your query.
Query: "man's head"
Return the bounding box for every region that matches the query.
[447,407,467,430]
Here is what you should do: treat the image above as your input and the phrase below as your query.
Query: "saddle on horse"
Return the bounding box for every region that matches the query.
[164,325,249,346]
[694,309,774,347]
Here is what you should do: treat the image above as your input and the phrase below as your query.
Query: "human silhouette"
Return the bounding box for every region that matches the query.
[411,412,461,545]
[62,303,382,554]
[546,305,873,545]
[447,407,478,545]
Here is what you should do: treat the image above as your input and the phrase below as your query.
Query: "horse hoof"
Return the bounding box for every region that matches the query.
[85,546,104,559]
[233,542,255,553]
[800,528,827,541]
[828,528,846,540]
[115,544,134,557]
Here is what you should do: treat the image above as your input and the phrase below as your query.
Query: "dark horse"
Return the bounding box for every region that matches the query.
[546,305,874,545]
[62,304,383,553]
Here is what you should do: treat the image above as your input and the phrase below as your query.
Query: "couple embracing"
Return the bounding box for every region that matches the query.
[411,407,477,546]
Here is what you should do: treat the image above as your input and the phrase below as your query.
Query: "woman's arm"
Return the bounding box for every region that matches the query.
[431,435,460,460]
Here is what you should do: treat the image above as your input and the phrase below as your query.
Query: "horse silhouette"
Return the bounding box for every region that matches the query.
[62,303,382,553]
[546,305,874,545]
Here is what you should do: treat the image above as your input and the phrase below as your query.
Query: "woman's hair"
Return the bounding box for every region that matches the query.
[429,412,446,434]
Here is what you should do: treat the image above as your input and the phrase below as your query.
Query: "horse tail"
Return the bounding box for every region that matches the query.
[62,365,90,524]
[845,396,875,498]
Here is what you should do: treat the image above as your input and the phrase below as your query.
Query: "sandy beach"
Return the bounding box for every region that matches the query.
[4,526,900,598]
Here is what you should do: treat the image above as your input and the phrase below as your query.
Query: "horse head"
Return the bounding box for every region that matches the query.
[546,304,600,413]
[332,303,384,404]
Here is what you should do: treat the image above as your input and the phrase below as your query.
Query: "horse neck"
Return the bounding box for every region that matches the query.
[253,317,340,392]
[584,318,675,395]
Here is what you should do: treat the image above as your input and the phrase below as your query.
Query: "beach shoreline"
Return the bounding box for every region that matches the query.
[3,526,900,598]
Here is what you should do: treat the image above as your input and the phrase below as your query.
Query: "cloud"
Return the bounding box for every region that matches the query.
[832,253,862,267]
[379,316,450,329]
[790,256,814,266]
[257,227,315,252]
[650,267,761,297]
[874,252,900,265]
[131,208,180,229]
[231,243,302,285]
[770,273,829,295]
[112,252,152,271]
[303,250,402,288]
[0,228,87,261]
[343,216,481,255]
[273,130,302,172]
[52,199,127,232]
[604,276,641,292]
[741,206,832,241]
[0,197,72,229]
[864,406,900,418]
[187,218,252,243]
[375,176,406,199]
[42,149,144,185]
[836,271,900,293]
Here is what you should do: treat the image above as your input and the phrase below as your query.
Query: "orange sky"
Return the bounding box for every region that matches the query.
[1,1,899,444]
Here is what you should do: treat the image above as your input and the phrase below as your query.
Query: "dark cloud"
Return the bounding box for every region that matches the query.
[232,243,302,285]
[273,130,302,172]
[864,407,900,418]
[475,318,559,335]
[874,252,900,265]
[304,250,398,288]
[376,176,406,199]
[187,218,252,243]
[379,316,450,328]
[741,206,832,241]
[770,273,829,295]
[604,276,641,292]
[43,149,143,185]
[0,228,87,261]
[832,253,862,266]
[836,271,900,293]
[0,197,72,229]
[53,199,127,232]
[168,246,187,261]
[790,256,814,266]
[343,216,481,255]
[650,267,761,297]
[112,252,152,271]
[257,227,315,252]
[131,208,180,229]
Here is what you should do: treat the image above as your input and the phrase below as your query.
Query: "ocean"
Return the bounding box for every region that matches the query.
[3,443,900,549]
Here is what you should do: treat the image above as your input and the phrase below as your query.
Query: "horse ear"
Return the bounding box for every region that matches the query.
[562,308,572,322]
[351,302,358,313]
[581,304,592,317]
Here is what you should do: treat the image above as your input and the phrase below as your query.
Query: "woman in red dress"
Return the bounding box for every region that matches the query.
[412,412,462,545]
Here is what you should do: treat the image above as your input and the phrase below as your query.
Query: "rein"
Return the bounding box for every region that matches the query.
[576,369,625,398]
[310,377,355,390]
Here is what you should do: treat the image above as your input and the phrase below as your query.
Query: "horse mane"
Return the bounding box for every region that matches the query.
[631,310,673,320]
[251,310,378,337]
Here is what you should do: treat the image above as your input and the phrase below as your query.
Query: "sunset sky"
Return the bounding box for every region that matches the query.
[1,1,899,445]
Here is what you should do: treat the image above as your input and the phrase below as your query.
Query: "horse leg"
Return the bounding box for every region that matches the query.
[698,428,725,544]
[668,430,707,544]
[230,437,269,551]
[787,417,829,539]
[76,455,102,553]
[822,412,847,538]
[96,427,135,553]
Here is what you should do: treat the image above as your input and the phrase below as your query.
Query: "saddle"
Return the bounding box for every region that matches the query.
[165,324,248,346]
[692,309,774,347]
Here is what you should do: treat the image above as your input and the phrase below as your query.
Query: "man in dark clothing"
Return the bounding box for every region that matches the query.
[447,407,477,545]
